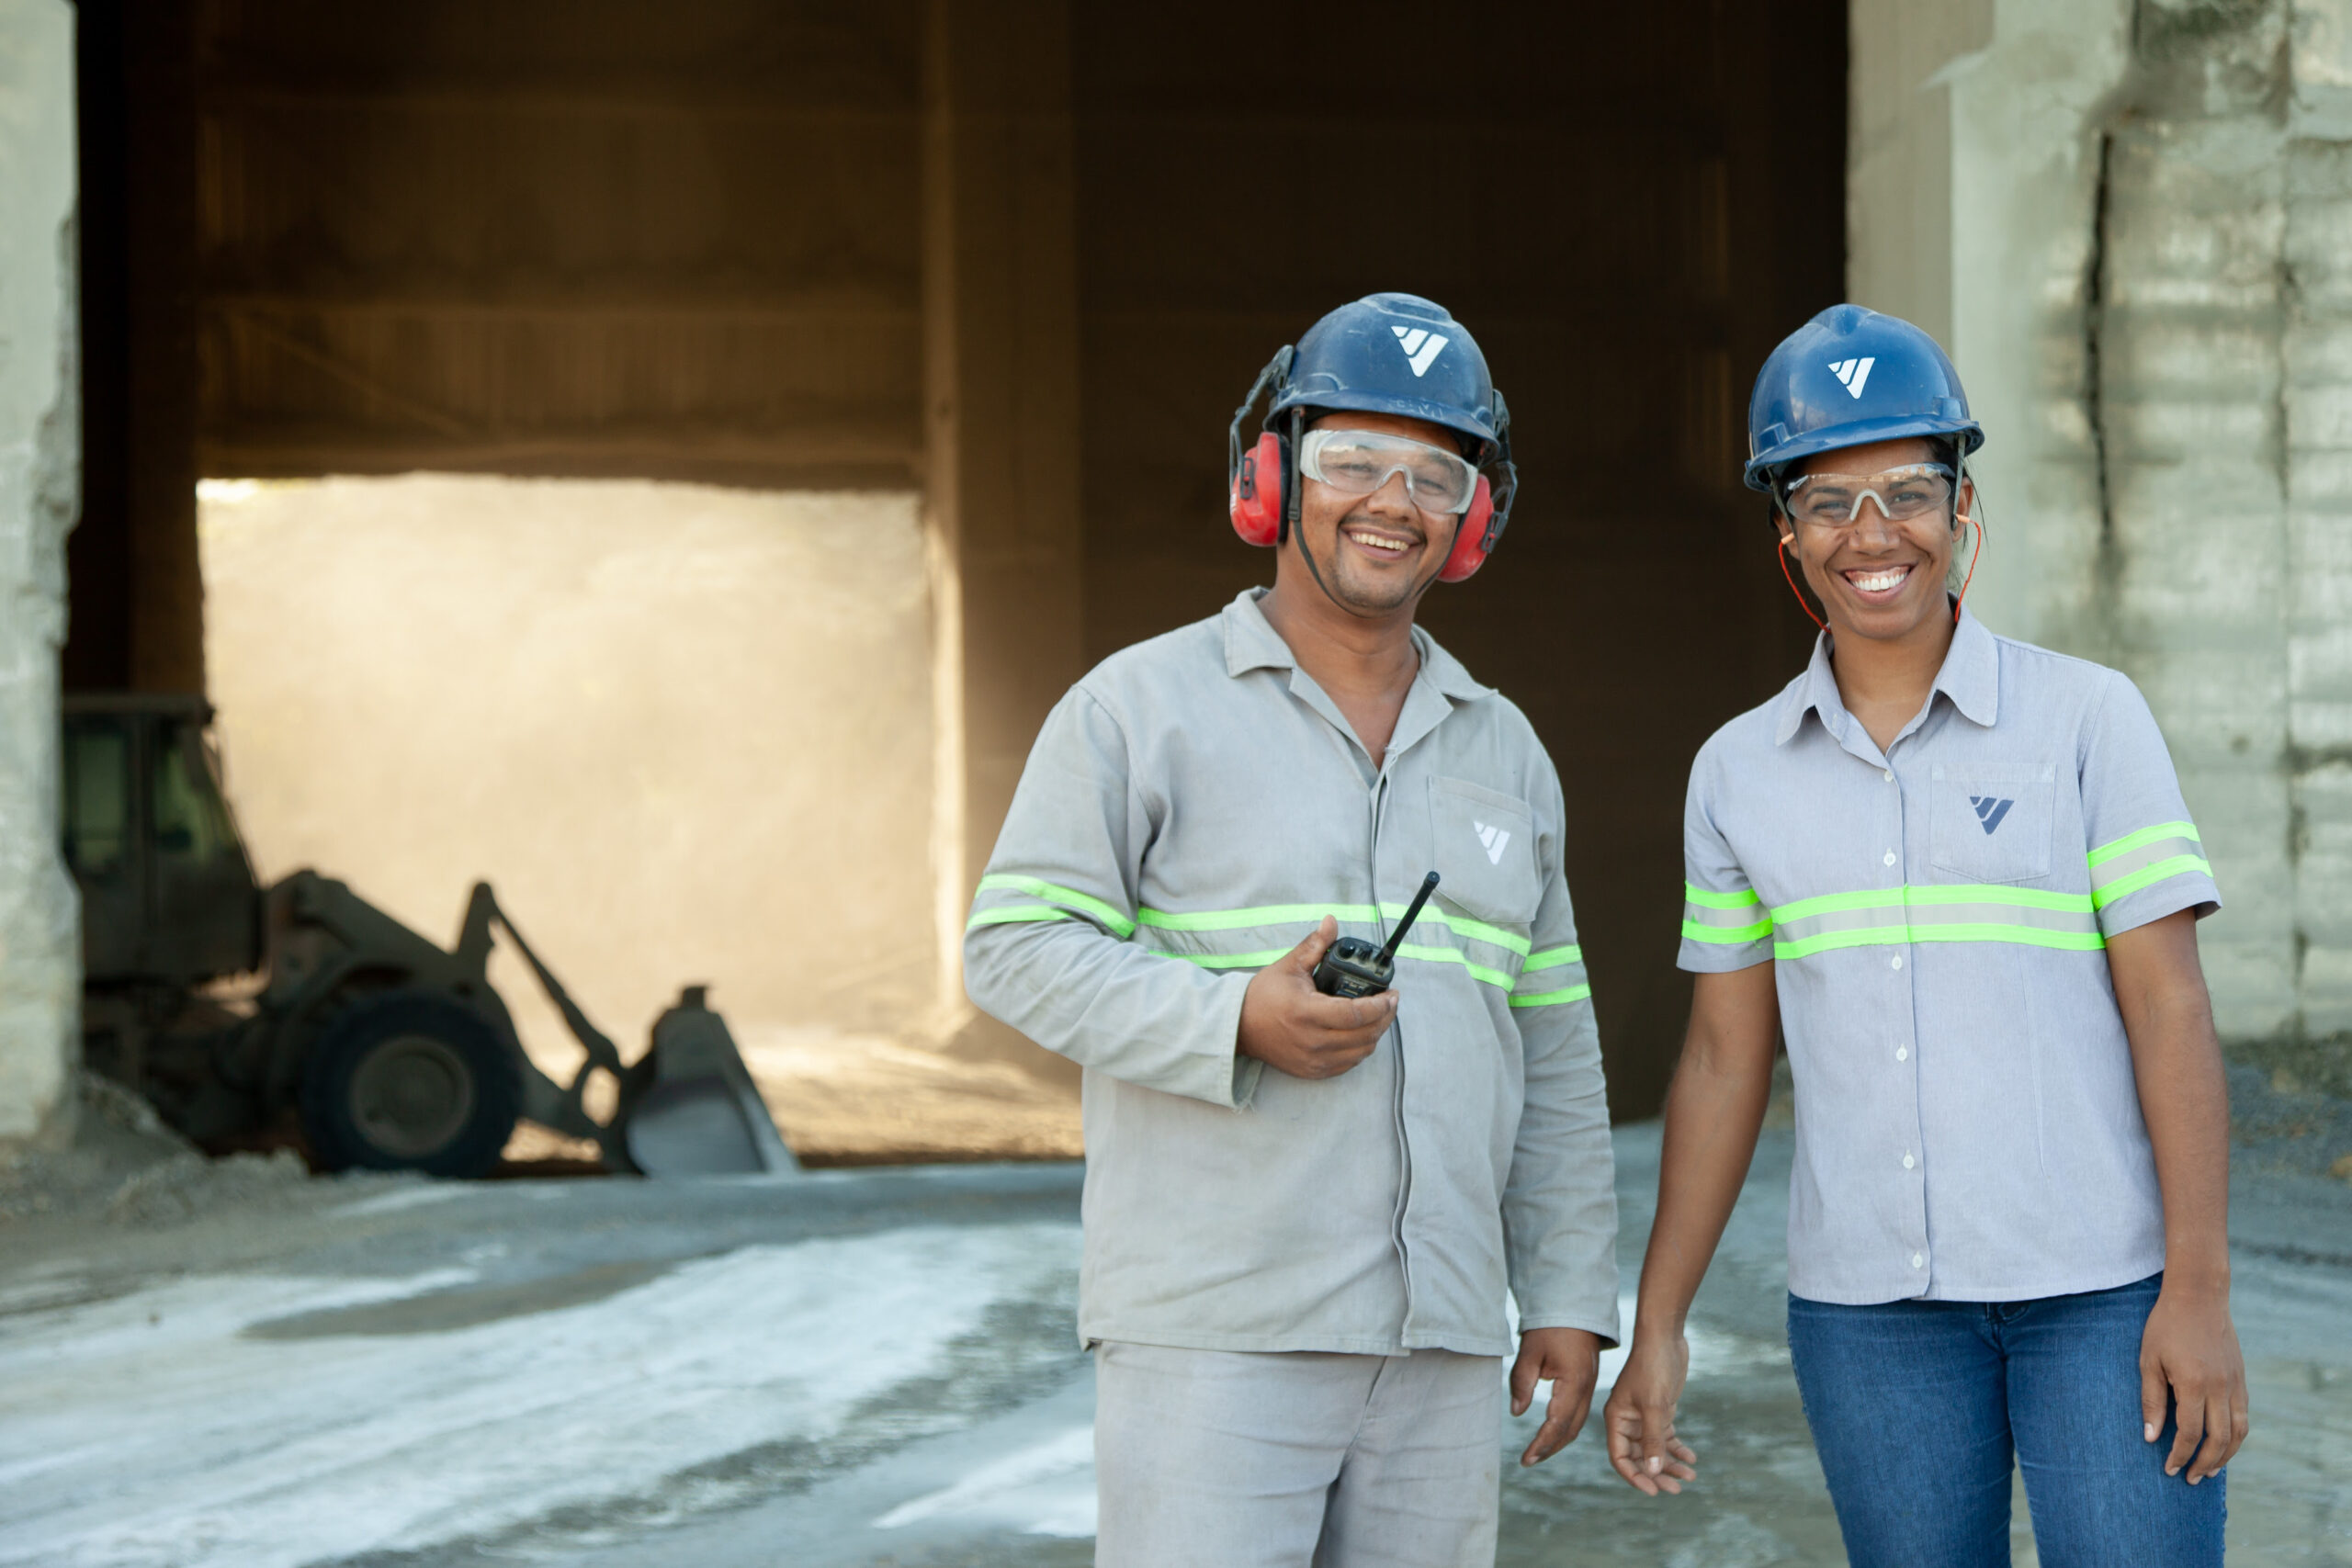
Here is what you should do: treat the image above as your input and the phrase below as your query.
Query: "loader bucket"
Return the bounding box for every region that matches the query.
[620,987,799,1178]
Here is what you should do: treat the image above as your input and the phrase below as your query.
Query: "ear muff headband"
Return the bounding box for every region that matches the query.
[1228,348,1295,546]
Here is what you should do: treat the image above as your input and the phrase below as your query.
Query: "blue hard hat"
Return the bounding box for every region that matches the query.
[1744,304,1984,491]
[1266,293,1504,462]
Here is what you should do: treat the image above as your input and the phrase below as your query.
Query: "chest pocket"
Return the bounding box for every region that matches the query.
[1929,761,2055,885]
[1426,775,1542,928]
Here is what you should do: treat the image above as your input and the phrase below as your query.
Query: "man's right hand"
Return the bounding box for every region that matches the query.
[1237,916,1400,1079]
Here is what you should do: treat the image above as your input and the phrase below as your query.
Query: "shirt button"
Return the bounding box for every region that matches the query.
[1903,1153,1916,1169]
[1883,851,1897,866]
[1892,955,1904,971]
[1912,1252,1926,1269]
[1883,769,1894,782]
[1896,1046,1909,1061]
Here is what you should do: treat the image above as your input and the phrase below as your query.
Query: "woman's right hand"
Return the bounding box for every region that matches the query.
[1602,1331,1700,1495]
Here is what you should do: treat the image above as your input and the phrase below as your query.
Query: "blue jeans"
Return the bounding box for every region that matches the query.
[1787,1274,2224,1567]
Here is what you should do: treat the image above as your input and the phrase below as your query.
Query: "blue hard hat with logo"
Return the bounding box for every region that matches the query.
[1229,291,1518,581]
[1744,304,1984,492]
[1265,292,1505,462]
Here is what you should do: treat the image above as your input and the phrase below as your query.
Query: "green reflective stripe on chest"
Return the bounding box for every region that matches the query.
[973,874,1136,938]
[1137,900,1532,956]
[1766,882,2103,960]
[1146,940,1519,991]
[1522,943,1582,970]
[2086,823,2209,909]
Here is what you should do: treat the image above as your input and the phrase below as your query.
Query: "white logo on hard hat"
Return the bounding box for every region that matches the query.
[1393,325,1451,378]
[1474,820,1510,865]
[1828,357,1877,399]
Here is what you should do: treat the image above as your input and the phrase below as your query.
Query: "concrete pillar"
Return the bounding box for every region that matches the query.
[1851,0,2352,1088]
[921,0,1085,1065]
[0,0,81,1143]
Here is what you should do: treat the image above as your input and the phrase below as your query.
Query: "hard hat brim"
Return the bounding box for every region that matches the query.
[1744,413,1985,492]
[1267,388,1499,461]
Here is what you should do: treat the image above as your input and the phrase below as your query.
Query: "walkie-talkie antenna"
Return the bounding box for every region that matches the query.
[1375,872,1442,965]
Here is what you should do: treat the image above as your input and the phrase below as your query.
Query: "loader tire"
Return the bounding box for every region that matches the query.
[299,990,521,1178]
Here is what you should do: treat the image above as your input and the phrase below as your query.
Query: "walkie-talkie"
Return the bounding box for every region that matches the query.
[1313,872,1441,998]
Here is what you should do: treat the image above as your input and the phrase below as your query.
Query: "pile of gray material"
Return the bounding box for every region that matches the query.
[0,1075,312,1228]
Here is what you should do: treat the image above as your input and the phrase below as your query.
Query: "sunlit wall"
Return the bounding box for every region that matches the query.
[198,474,936,1081]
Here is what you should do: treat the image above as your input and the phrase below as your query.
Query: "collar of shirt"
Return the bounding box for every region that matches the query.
[1220,588,1490,765]
[1774,602,2001,760]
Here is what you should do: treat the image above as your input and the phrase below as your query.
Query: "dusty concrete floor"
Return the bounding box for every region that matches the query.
[0,1068,2346,1567]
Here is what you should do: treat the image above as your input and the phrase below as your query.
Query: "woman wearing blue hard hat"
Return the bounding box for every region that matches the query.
[1600,305,2246,1565]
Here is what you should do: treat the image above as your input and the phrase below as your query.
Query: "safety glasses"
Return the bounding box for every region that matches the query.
[1299,428,1480,516]
[1780,464,1955,527]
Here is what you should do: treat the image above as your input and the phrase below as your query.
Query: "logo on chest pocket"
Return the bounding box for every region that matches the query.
[1932,765,2053,884]
[1429,776,1541,928]
[1970,795,2015,834]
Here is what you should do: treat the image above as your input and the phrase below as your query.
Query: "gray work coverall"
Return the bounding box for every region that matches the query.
[964,589,1618,1560]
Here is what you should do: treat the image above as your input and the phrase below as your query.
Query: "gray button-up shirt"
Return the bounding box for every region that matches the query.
[1679,608,2220,1305]
[965,590,1619,1357]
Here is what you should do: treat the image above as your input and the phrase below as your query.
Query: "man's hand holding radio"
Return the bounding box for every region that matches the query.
[1237,916,1400,1079]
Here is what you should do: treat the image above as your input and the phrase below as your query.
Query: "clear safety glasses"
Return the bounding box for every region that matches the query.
[1781,464,1955,528]
[1299,427,1480,515]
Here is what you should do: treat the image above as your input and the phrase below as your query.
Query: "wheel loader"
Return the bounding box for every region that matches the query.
[62,693,797,1179]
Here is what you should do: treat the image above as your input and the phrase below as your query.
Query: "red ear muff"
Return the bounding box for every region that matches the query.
[1436,475,1494,582]
[1229,432,1284,547]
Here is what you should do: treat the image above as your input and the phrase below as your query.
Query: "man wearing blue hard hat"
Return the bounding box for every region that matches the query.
[964,293,1620,1563]
[1602,305,2248,1564]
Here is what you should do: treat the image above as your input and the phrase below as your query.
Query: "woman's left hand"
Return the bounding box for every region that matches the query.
[2139,1280,2250,1484]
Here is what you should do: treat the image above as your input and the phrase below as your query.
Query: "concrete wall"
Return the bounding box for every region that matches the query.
[1853,0,2352,1089]
[0,0,79,1142]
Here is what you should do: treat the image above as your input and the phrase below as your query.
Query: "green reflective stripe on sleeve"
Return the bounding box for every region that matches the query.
[2087,820,2201,870]
[1682,883,1762,909]
[1523,943,1583,969]
[965,905,1071,931]
[1774,923,2106,961]
[2090,853,2214,911]
[1509,984,1592,1008]
[1683,917,1773,943]
[974,874,1136,938]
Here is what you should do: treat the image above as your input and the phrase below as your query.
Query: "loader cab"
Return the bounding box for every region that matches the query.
[63,695,264,984]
